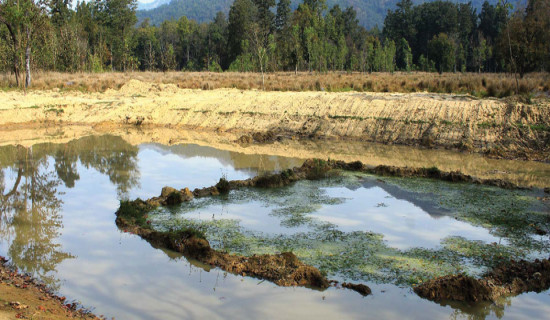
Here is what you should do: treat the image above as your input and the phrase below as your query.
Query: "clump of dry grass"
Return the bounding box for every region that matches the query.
[1,71,548,98]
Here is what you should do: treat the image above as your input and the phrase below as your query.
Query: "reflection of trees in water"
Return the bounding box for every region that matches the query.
[0,146,72,289]
[448,296,511,320]
[0,135,140,288]
[51,135,141,198]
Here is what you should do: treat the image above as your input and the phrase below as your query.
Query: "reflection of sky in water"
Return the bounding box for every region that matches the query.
[0,140,549,320]
[173,183,501,250]
[131,146,255,199]
[314,186,501,249]
[181,201,310,235]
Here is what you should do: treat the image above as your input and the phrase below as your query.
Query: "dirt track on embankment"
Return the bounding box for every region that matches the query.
[0,79,548,160]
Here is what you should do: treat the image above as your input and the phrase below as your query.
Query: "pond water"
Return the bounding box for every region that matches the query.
[0,135,549,319]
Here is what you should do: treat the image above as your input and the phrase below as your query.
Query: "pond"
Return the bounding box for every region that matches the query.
[0,134,549,319]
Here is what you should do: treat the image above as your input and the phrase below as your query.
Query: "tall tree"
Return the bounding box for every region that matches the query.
[227,0,257,63]
[275,0,290,32]
[253,0,275,35]
[0,0,47,88]
[50,0,71,27]
[428,32,456,73]
[94,0,137,71]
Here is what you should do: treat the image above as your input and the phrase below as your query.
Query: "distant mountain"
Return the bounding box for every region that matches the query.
[137,0,496,29]
[137,0,172,11]
[136,0,233,26]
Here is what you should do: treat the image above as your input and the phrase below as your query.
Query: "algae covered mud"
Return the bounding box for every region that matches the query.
[0,133,549,319]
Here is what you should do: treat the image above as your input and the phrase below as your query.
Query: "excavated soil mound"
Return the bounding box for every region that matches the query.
[414,258,550,303]
[413,275,493,302]
[342,283,372,296]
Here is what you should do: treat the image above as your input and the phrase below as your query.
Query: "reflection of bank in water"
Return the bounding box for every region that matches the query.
[1,126,548,188]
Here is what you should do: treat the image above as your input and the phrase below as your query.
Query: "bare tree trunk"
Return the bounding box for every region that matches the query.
[507,27,519,93]
[187,44,190,66]
[13,42,20,87]
[261,65,265,90]
[25,27,31,89]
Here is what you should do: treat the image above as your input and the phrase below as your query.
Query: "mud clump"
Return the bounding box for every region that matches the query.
[147,187,194,207]
[487,258,550,293]
[193,186,220,197]
[369,165,520,189]
[301,159,332,180]
[215,177,231,194]
[414,258,550,303]
[236,135,253,144]
[545,187,549,194]
[342,282,372,296]
[184,236,212,258]
[254,169,299,188]
[413,275,493,302]
[252,131,277,143]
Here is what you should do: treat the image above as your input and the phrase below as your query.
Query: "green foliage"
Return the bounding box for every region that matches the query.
[428,33,456,74]
[118,200,150,227]
[215,176,231,194]
[3,0,549,78]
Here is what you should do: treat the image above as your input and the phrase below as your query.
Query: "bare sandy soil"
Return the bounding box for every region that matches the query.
[0,80,548,160]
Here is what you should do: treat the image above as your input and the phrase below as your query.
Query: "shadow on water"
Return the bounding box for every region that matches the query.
[355,176,451,218]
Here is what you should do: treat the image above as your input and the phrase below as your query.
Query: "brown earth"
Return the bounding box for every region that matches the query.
[341,283,372,296]
[414,258,550,303]
[0,257,99,320]
[0,80,548,160]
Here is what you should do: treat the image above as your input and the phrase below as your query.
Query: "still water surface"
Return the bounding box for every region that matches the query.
[0,135,549,319]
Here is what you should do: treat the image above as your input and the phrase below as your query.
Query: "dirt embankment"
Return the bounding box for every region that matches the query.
[1,80,548,160]
[0,257,99,320]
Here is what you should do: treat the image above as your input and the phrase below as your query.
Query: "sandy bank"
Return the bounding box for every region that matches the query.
[0,80,548,160]
[0,257,99,320]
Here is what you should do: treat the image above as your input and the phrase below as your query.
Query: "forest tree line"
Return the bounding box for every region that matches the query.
[0,0,549,88]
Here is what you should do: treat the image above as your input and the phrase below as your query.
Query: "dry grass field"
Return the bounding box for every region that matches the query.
[1,71,549,98]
